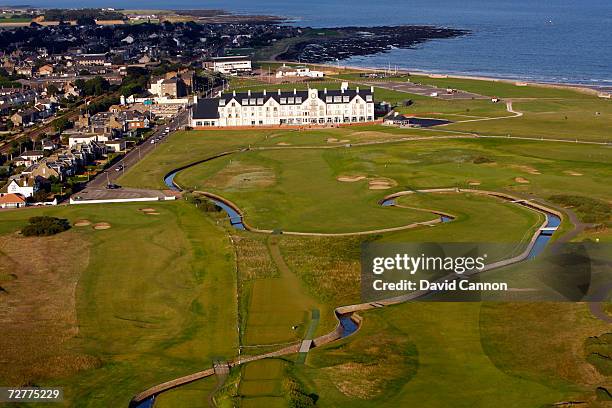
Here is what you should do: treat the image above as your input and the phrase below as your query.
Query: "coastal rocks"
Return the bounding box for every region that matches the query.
[277,26,469,63]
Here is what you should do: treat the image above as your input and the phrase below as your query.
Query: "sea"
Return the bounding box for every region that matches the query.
[5,0,612,86]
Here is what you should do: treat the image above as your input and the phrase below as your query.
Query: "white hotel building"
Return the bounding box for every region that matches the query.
[190,84,374,128]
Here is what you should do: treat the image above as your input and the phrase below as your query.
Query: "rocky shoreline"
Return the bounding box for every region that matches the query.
[277,26,469,63]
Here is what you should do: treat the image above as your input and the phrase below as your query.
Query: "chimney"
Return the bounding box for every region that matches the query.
[293,88,297,95]
[371,86,374,93]
[263,89,267,96]
[277,89,281,95]
[356,86,360,93]
[232,90,236,97]
[324,88,327,94]
[217,90,222,97]
[247,90,251,96]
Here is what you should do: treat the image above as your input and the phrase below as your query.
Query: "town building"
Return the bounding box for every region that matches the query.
[191,84,374,128]
[0,193,26,208]
[204,56,252,75]
[276,64,325,78]
[7,176,38,198]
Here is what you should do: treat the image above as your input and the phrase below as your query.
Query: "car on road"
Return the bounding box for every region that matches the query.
[115,165,123,172]
[150,139,156,144]
[106,183,121,189]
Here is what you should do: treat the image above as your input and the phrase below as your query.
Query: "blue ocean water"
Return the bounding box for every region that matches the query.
[6,0,611,85]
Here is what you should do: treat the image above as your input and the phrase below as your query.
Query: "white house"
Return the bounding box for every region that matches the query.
[191,83,374,128]
[7,177,37,198]
[204,56,252,75]
[276,64,325,78]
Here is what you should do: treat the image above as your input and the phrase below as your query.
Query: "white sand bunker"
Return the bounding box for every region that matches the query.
[368,178,398,190]
[146,212,160,216]
[93,222,111,230]
[139,208,156,213]
[339,139,350,143]
[337,175,366,182]
[326,138,339,143]
[468,180,481,186]
[564,170,583,176]
[514,177,530,184]
[277,142,291,146]
[74,219,91,227]
[513,165,541,175]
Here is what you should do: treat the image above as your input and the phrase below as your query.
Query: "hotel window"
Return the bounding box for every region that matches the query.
[288,97,294,104]
[366,95,373,101]
[250,98,256,104]
[326,96,332,103]
[231,102,236,107]
[334,96,341,102]
[280,98,286,104]
[242,99,249,105]
[257,98,264,104]
[295,97,302,103]
[343,96,350,102]
[219,99,226,106]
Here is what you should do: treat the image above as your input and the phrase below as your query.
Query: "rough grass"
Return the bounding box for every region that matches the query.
[0,202,238,407]
[549,194,611,224]
[0,231,96,386]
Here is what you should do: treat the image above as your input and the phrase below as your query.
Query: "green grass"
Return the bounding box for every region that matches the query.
[0,201,238,407]
[296,303,583,407]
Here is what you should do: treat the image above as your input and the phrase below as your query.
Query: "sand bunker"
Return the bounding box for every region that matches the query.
[326,138,339,143]
[339,139,350,143]
[468,180,481,186]
[368,178,398,190]
[74,219,91,227]
[564,170,583,176]
[276,142,291,146]
[93,222,111,230]
[146,212,160,215]
[139,208,156,212]
[337,175,366,182]
[513,165,541,175]
[514,177,530,184]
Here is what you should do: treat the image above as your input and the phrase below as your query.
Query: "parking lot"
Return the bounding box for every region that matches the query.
[361,80,488,100]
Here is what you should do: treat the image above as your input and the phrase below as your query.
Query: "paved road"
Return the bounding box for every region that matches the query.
[86,107,190,190]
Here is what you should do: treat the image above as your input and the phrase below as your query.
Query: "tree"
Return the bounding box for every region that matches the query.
[47,84,59,95]
[53,116,71,133]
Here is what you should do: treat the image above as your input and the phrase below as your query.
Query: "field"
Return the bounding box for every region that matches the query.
[0,202,237,406]
[1,73,610,407]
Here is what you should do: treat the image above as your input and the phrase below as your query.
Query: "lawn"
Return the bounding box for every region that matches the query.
[0,201,238,407]
[294,302,605,407]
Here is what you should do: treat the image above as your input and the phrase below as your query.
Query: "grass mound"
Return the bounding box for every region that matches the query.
[549,194,611,224]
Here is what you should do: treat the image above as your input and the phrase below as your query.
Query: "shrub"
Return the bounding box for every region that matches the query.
[21,216,71,237]
[472,156,494,164]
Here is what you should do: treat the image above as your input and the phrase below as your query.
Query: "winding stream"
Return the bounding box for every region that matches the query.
[133,151,565,408]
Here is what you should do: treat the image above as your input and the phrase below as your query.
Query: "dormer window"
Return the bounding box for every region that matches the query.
[295,97,302,103]
[242,99,249,105]
[249,98,256,104]
[288,97,295,104]
[343,96,349,102]
[326,96,332,103]
[366,95,373,102]
[257,98,264,104]
[219,99,226,106]
[280,98,287,104]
